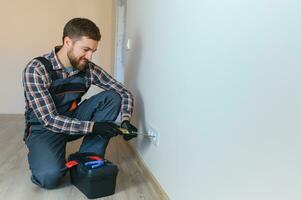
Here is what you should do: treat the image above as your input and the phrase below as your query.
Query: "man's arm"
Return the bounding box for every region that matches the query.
[23,60,93,135]
[89,63,134,122]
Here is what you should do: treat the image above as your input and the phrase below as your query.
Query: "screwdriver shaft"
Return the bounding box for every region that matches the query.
[118,128,155,137]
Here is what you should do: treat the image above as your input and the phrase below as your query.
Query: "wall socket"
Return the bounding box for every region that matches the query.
[148,125,159,146]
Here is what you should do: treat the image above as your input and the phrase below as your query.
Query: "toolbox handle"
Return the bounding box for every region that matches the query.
[67,152,104,169]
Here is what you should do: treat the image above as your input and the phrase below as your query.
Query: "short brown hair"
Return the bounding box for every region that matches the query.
[63,18,101,42]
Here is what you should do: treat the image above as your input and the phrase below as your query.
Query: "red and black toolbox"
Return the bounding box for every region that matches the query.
[66,152,119,199]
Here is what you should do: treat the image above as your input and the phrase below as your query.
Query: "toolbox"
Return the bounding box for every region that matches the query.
[67,152,119,199]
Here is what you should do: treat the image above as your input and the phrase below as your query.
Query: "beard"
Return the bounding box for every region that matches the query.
[67,48,89,71]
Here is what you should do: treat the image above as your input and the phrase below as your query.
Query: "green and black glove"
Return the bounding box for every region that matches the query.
[92,121,123,139]
[121,120,138,141]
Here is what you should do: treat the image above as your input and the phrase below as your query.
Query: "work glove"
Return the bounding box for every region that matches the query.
[92,121,123,139]
[121,120,138,141]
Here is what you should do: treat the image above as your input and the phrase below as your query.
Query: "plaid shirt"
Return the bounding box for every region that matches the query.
[22,46,133,135]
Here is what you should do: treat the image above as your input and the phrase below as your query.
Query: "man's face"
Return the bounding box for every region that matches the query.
[67,36,98,71]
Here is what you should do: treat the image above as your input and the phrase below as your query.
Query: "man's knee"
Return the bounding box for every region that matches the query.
[31,169,64,189]
[83,90,122,121]
[105,90,121,104]
[100,90,121,108]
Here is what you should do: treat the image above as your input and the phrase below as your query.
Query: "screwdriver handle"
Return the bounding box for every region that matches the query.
[118,127,132,135]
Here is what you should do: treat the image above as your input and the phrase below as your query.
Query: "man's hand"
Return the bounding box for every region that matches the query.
[121,120,138,141]
[92,122,123,139]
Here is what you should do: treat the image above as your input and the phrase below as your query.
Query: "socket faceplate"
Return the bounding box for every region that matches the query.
[148,125,159,146]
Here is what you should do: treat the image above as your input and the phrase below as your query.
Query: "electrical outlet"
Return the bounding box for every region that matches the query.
[148,125,159,146]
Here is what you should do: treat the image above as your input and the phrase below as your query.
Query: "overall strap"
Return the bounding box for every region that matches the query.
[34,57,59,81]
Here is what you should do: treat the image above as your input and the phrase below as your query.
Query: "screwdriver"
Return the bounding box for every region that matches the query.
[118,128,155,138]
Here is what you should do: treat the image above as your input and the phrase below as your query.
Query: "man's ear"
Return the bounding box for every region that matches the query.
[64,36,73,49]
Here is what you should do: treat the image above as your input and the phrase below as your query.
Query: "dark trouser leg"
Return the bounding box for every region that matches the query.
[25,127,67,189]
[72,90,121,157]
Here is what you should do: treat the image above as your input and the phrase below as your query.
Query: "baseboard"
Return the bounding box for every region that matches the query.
[125,142,170,200]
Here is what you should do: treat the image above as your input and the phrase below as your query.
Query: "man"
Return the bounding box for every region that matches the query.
[22,18,137,189]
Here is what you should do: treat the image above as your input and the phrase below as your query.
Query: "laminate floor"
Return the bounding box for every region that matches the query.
[0,115,163,200]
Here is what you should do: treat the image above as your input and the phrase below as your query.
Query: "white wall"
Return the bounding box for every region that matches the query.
[124,0,301,199]
[0,0,116,113]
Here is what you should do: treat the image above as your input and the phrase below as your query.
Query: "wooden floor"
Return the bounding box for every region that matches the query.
[0,115,163,200]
